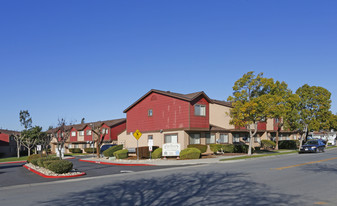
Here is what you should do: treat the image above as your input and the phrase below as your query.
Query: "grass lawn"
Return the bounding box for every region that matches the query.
[220,151,298,161]
[0,156,28,163]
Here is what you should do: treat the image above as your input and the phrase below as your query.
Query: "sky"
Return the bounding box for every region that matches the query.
[1,0,337,131]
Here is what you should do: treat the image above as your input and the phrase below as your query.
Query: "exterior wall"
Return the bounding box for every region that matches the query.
[126,93,190,133]
[110,122,126,141]
[70,128,77,142]
[84,126,93,142]
[101,124,110,141]
[189,96,209,129]
[266,119,274,131]
[209,103,235,129]
[257,122,267,130]
[118,130,188,150]
[0,133,9,144]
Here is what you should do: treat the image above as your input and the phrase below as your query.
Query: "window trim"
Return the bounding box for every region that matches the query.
[219,133,229,144]
[164,133,178,144]
[194,104,206,117]
[189,133,201,145]
[148,109,153,117]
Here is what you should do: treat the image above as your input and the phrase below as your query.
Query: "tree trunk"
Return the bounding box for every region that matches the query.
[299,125,308,149]
[248,123,258,156]
[17,146,20,158]
[28,148,31,156]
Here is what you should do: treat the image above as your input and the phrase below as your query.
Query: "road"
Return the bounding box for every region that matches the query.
[1,149,337,205]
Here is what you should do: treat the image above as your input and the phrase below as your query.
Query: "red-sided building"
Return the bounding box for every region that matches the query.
[0,129,21,157]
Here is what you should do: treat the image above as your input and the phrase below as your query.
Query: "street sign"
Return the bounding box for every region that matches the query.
[149,146,153,151]
[148,139,153,147]
[37,145,42,151]
[133,129,142,140]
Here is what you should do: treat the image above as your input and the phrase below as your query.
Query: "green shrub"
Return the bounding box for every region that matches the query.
[103,145,123,157]
[261,140,276,149]
[210,144,223,153]
[223,144,235,153]
[233,144,253,153]
[135,146,159,159]
[179,148,201,160]
[113,149,128,159]
[187,144,207,153]
[37,157,60,168]
[152,148,162,159]
[278,140,299,149]
[69,148,83,153]
[31,158,40,166]
[84,148,97,153]
[27,154,46,163]
[43,160,56,168]
[47,160,73,174]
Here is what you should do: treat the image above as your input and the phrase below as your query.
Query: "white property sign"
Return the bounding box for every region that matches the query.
[162,143,181,156]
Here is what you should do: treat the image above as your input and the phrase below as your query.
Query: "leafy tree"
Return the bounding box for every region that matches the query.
[13,133,24,158]
[38,131,53,157]
[19,110,32,129]
[21,127,39,156]
[267,81,301,150]
[296,84,332,147]
[228,72,273,155]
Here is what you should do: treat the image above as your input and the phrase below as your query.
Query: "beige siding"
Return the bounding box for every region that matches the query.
[267,119,274,130]
[209,103,235,129]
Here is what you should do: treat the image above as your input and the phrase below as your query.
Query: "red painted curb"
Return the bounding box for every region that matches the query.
[0,161,27,165]
[23,165,86,178]
[79,159,155,166]
[64,157,76,159]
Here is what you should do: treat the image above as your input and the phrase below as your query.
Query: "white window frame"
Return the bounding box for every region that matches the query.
[189,133,201,144]
[194,105,206,116]
[71,131,76,137]
[219,133,229,143]
[79,131,84,136]
[86,130,92,136]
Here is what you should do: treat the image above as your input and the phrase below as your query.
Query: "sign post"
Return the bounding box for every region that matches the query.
[148,139,153,160]
[133,129,142,160]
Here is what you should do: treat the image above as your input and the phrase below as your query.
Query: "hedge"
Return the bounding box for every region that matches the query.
[210,144,223,153]
[152,148,162,159]
[223,144,235,153]
[135,146,159,159]
[187,144,207,153]
[278,140,299,149]
[27,154,46,163]
[84,148,97,153]
[261,140,276,149]
[47,160,73,174]
[103,145,123,157]
[113,149,128,159]
[37,156,60,168]
[69,148,83,153]
[179,148,201,160]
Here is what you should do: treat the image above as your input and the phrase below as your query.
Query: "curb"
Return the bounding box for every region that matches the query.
[23,165,86,178]
[0,161,27,165]
[79,159,155,166]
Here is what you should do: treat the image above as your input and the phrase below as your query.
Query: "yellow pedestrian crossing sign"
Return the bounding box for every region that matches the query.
[133,129,142,140]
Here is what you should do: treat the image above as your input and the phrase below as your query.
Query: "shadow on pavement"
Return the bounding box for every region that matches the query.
[40,172,305,206]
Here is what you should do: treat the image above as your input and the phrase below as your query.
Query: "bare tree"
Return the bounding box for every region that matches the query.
[22,136,37,156]
[13,133,24,158]
[92,124,108,158]
[54,118,70,159]
[39,133,53,157]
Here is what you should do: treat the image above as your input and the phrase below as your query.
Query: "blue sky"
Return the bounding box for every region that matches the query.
[1,0,337,131]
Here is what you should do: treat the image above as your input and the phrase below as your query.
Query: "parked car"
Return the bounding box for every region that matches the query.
[299,139,326,153]
[100,144,116,154]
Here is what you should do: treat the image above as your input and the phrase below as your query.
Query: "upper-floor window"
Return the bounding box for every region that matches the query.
[79,131,84,136]
[148,109,153,117]
[102,128,108,134]
[148,135,153,140]
[194,105,206,116]
[71,131,76,137]
[86,130,92,136]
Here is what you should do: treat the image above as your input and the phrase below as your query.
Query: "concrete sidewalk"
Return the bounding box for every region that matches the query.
[80,154,247,166]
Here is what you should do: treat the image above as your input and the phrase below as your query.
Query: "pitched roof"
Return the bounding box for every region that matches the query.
[47,118,126,133]
[0,129,20,136]
[211,99,233,108]
[123,89,213,113]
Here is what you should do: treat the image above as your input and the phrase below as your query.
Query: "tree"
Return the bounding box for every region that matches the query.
[13,133,24,158]
[267,81,301,150]
[296,84,332,147]
[21,128,38,156]
[19,110,32,129]
[92,124,108,158]
[228,72,273,155]
[38,131,53,157]
[54,118,70,159]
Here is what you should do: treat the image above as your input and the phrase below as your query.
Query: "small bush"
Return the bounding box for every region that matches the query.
[43,160,56,168]
[69,148,83,153]
[103,145,123,157]
[278,140,299,149]
[233,144,253,153]
[113,149,128,159]
[222,144,235,153]
[37,157,60,168]
[135,146,159,159]
[84,148,97,153]
[31,158,39,166]
[210,144,223,153]
[179,148,201,160]
[152,148,162,159]
[27,154,46,163]
[47,160,73,174]
[261,140,276,149]
[187,144,207,153]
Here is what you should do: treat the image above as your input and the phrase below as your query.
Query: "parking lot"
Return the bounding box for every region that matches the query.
[0,156,186,188]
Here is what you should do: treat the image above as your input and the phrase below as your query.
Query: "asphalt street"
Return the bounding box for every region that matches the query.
[1,149,337,205]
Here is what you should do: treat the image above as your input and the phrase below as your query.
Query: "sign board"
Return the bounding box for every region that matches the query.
[37,145,42,151]
[162,143,181,156]
[133,129,142,140]
[148,139,153,147]
[149,146,153,151]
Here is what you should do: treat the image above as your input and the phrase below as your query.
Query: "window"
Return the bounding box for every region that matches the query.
[148,135,153,140]
[74,144,79,148]
[71,131,76,137]
[219,134,229,143]
[69,144,72,148]
[233,134,240,143]
[79,131,84,136]
[86,130,92,136]
[83,144,87,148]
[148,109,153,117]
[255,135,261,143]
[189,133,201,144]
[194,105,206,116]
[206,133,216,144]
[102,128,108,134]
[164,134,178,143]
